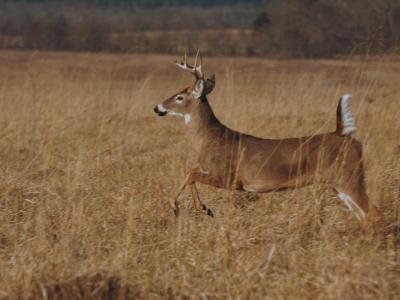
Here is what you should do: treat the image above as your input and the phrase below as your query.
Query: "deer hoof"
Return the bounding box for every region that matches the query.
[207,208,214,218]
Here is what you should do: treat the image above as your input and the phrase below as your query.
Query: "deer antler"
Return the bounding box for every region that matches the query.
[176,50,204,80]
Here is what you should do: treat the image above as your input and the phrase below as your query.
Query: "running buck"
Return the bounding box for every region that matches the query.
[154,52,383,228]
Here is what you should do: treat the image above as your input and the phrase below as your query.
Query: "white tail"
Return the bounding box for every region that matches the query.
[337,94,357,135]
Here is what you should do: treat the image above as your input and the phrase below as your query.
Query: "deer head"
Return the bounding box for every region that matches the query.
[154,51,216,125]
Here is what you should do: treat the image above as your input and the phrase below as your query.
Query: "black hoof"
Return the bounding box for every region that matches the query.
[207,208,214,218]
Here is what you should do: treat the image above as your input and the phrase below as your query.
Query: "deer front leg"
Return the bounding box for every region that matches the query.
[170,172,192,217]
[190,183,214,217]
[190,183,202,211]
[188,169,227,217]
[170,169,215,217]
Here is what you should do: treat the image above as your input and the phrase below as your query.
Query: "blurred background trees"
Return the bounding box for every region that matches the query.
[261,0,400,57]
[0,0,399,57]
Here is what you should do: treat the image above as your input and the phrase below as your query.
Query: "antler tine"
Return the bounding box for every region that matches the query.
[193,49,203,79]
[194,49,199,69]
[198,50,203,75]
[175,51,204,80]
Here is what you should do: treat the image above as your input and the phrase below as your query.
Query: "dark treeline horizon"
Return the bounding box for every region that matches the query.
[1,0,264,7]
[0,0,399,58]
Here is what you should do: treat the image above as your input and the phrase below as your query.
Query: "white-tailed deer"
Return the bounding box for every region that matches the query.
[154,52,383,228]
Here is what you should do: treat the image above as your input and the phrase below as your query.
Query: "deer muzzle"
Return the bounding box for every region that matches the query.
[154,104,167,116]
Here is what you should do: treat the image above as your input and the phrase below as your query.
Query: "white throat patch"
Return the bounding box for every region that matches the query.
[184,114,191,125]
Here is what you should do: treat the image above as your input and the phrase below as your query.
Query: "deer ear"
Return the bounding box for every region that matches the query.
[204,75,216,95]
[192,79,204,99]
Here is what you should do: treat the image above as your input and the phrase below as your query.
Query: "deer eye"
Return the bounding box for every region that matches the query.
[175,95,184,102]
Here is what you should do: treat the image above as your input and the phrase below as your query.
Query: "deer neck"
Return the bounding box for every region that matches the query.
[186,98,224,150]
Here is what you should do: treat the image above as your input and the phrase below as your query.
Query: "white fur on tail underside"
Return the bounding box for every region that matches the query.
[338,192,366,221]
[341,94,357,135]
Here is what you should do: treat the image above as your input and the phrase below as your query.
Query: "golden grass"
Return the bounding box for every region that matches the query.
[0,50,399,299]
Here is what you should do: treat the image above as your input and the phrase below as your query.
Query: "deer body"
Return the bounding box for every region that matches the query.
[184,97,363,195]
[154,53,382,227]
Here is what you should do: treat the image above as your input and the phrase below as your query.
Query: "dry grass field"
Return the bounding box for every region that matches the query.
[0,50,399,299]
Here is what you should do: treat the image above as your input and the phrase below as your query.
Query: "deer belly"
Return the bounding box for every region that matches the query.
[239,165,312,193]
[242,180,284,193]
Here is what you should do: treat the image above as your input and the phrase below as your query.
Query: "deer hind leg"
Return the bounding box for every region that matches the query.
[336,188,368,222]
[332,163,383,228]
[336,187,383,232]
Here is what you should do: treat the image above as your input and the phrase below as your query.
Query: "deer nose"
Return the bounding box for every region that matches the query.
[154,105,167,116]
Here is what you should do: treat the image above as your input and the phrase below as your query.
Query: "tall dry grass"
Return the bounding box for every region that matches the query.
[0,50,399,299]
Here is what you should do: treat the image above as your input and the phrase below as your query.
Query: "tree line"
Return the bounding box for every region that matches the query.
[0,0,399,57]
[2,0,263,7]
[258,0,400,57]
